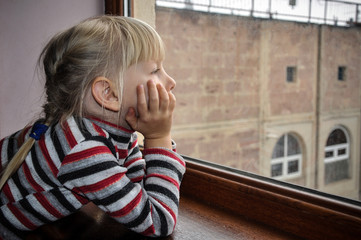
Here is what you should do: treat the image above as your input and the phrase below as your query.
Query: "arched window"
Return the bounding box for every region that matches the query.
[324,127,350,184]
[271,133,302,179]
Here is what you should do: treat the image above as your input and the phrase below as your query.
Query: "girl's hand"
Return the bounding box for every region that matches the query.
[125,80,175,149]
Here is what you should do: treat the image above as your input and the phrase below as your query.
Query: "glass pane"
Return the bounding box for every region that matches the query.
[271,163,283,177]
[338,148,346,156]
[287,134,301,156]
[326,129,347,146]
[288,159,299,174]
[325,159,349,184]
[325,151,333,158]
[272,135,285,159]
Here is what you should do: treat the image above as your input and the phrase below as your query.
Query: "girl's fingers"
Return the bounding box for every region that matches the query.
[147,80,159,112]
[158,83,169,112]
[136,84,148,115]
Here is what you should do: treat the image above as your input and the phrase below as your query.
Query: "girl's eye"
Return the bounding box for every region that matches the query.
[151,68,160,74]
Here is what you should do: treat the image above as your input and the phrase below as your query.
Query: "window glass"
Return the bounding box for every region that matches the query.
[326,129,347,146]
[324,127,350,184]
[338,66,346,81]
[155,0,361,201]
[286,66,297,83]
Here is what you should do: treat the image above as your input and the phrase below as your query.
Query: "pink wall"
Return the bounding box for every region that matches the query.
[0,0,103,138]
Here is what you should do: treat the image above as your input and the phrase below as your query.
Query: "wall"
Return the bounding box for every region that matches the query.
[0,0,103,138]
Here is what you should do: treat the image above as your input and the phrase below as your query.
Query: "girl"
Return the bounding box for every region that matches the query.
[0,16,185,239]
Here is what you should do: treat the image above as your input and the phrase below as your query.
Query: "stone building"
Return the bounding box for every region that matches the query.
[155,7,361,200]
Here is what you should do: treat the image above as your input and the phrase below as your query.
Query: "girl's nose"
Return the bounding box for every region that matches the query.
[163,71,176,91]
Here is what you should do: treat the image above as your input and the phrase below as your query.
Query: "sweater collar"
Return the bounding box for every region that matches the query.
[86,116,135,136]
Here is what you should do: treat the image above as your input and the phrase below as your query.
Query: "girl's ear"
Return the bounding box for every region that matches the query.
[91,77,120,112]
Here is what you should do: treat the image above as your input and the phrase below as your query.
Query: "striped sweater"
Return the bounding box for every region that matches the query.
[0,116,186,239]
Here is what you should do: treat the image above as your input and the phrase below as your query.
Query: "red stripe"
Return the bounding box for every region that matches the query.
[109,190,143,217]
[63,121,77,148]
[23,163,44,192]
[38,139,57,176]
[34,193,63,219]
[8,204,36,230]
[38,138,58,176]
[92,122,106,137]
[130,175,144,183]
[117,148,129,159]
[131,139,138,149]
[155,198,177,227]
[72,192,89,205]
[141,224,155,236]
[145,173,179,189]
[74,172,125,193]
[143,148,185,167]
[124,157,142,168]
[2,183,14,203]
[62,146,112,165]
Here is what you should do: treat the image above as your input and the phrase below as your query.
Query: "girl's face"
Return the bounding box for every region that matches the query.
[121,60,176,116]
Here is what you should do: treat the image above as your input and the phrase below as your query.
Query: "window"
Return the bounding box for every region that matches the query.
[155,0,360,200]
[286,66,297,82]
[324,126,350,184]
[338,66,346,81]
[271,133,302,179]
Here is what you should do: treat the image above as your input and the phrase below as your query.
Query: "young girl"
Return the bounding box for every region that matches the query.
[0,16,185,239]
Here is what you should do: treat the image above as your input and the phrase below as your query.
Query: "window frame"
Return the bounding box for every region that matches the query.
[271,133,302,180]
[105,0,134,16]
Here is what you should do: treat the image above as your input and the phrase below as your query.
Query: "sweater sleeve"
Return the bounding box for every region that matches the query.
[123,134,145,183]
[57,138,185,237]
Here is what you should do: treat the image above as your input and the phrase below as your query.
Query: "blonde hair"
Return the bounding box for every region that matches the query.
[0,16,165,190]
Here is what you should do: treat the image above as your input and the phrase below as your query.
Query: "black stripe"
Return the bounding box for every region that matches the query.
[123,200,151,229]
[19,198,50,223]
[154,204,168,236]
[50,188,77,213]
[108,132,130,144]
[146,160,183,182]
[128,145,140,156]
[51,126,65,162]
[31,147,57,187]
[6,133,17,162]
[88,136,117,158]
[92,181,134,206]
[126,165,144,175]
[58,161,118,183]
[145,184,179,207]
[11,169,30,197]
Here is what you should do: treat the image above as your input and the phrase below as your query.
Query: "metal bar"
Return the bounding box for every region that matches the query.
[309,0,312,23]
